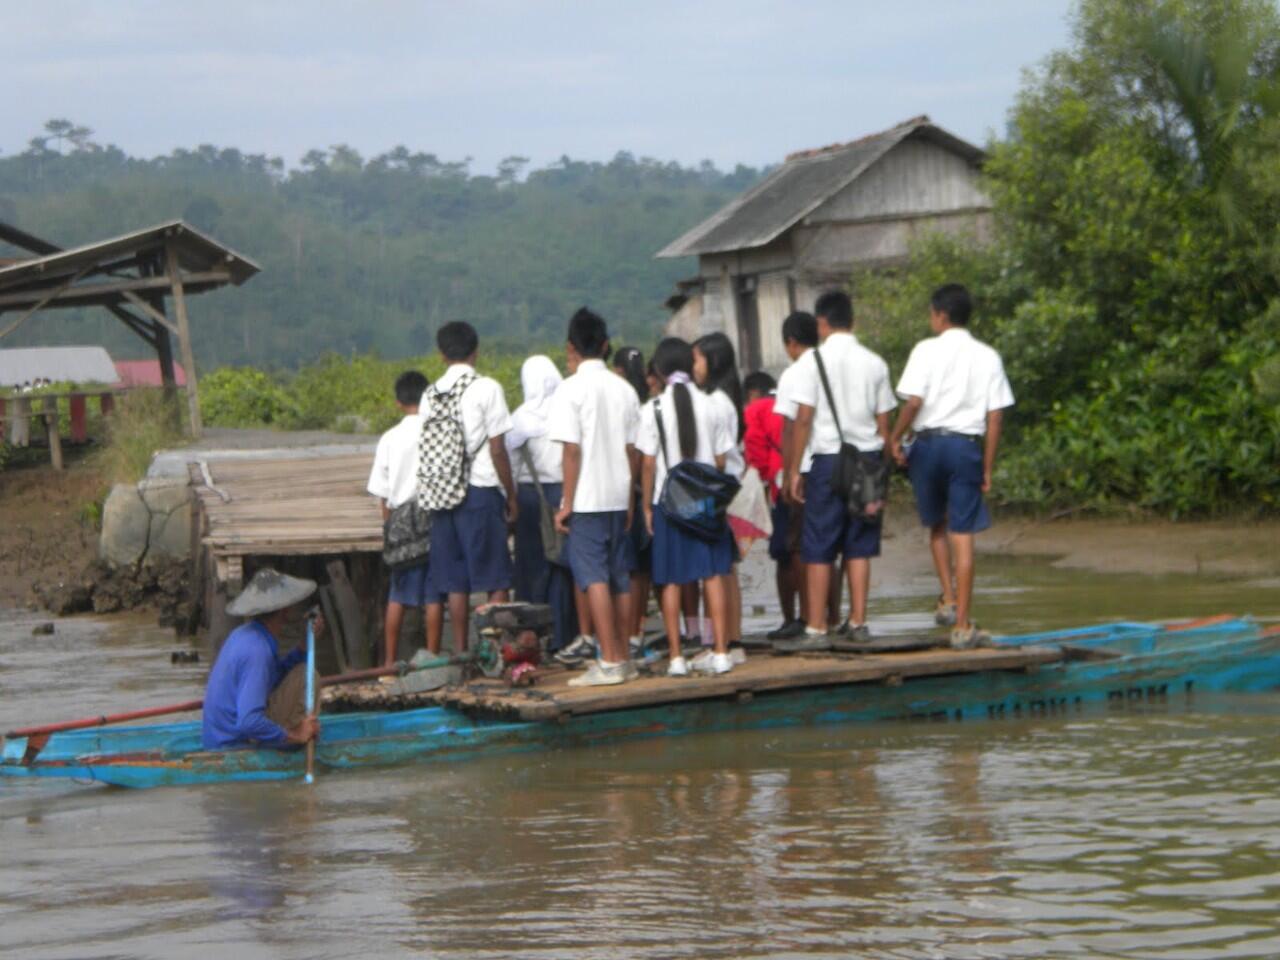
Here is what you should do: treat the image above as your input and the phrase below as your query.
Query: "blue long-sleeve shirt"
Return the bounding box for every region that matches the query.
[201,620,306,749]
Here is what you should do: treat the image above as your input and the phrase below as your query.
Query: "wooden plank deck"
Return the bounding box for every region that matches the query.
[190,452,381,558]
[326,645,1066,722]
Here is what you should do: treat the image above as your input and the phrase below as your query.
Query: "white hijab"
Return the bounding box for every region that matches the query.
[506,355,563,452]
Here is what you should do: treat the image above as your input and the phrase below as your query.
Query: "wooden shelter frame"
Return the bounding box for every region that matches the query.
[0,220,261,438]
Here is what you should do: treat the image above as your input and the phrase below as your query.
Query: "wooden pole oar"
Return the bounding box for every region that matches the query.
[6,665,410,743]
[6,653,465,766]
[304,619,317,785]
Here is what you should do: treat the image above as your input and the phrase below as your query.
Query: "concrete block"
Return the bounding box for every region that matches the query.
[99,484,150,568]
[141,478,192,560]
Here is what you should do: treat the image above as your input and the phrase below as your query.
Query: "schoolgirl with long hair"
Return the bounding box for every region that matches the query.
[637,338,736,676]
[694,332,746,658]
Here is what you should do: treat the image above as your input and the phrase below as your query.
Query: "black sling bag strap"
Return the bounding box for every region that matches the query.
[517,445,567,566]
[812,349,889,522]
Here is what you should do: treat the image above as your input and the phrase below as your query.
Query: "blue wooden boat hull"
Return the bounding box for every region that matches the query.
[4,618,1277,789]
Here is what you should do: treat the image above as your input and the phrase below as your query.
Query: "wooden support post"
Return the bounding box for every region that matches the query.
[69,393,88,443]
[155,317,179,426]
[326,558,370,669]
[42,396,63,470]
[165,242,203,439]
[100,392,114,416]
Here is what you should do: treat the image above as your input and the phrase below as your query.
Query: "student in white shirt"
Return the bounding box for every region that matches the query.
[505,354,577,654]
[368,371,443,665]
[693,331,746,662]
[889,283,1015,649]
[422,321,518,653]
[771,311,843,637]
[638,338,736,677]
[548,308,642,687]
[778,291,896,650]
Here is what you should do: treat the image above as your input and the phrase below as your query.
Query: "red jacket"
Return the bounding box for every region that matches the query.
[743,396,784,500]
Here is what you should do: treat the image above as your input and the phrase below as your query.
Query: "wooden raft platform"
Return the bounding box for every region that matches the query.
[353,645,1066,723]
[189,451,380,583]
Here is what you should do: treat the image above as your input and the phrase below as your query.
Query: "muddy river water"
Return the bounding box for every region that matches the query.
[2,551,1279,959]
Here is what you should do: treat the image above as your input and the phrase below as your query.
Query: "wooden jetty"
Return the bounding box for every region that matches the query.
[188,450,383,669]
[326,644,1067,722]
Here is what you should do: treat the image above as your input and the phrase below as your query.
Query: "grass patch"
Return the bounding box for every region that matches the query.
[94,390,189,486]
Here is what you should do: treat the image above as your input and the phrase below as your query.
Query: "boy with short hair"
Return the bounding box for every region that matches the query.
[889,283,1014,649]
[777,292,896,649]
[420,321,518,652]
[549,307,641,687]
[369,370,444,663]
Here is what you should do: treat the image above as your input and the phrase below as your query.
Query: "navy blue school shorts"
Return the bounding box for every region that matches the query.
[907,434,991,534]
[429,485,514,595]
[800,453,882,564]
[767,496,792,561]
[651,506,734,586]
[388,560,445,607]
[566,510,634,594]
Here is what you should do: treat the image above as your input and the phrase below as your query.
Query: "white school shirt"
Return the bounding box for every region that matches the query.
[509,432,563,484]
[636,384,734,505]
[367,413,423,508]
[547,358,640,512]
[422,363,513,490]
[707,388,745,478]
[896,327,1015,435]
[772,348,810,422]
[782,332,896,472]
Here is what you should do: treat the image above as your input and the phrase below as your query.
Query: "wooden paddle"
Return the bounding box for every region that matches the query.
[304,618,317,784]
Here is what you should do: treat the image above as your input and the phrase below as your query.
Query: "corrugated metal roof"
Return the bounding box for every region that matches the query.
[0,346,118,387]
[0,220,260,291]
[656,116,984,259]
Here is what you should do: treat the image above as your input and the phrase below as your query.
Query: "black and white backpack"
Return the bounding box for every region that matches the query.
[416,372,475,511]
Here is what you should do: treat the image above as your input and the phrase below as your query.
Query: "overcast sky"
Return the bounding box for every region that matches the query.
[4,1,1077,174]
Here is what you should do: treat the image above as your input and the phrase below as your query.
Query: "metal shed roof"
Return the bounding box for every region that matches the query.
[0,346,118,387]
[656,116,985,259]
[0,220,260,311]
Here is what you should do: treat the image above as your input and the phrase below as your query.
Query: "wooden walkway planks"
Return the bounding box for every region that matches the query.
[189,451,381,559]
[396,645,1066,723]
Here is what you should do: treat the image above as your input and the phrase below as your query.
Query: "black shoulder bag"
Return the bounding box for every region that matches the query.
[813,350,890,522]
[653,397,741,542]
[383,499,432,571]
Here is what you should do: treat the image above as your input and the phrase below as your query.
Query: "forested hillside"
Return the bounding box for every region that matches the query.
[0,123,760,367]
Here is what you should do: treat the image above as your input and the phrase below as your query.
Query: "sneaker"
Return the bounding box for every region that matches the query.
[554,635,597,666]
[620,660,640,681]
[772,628,832,654]
[690,649,715,671]
[950,624,993,650]
[667,655,690,677]
[935,596,958,627]
[630,636,661,665]
[766,619,806,641]
[567,660,629,687]
[835,622,872,644]
[728,643,747,665]
[693,652,734,675]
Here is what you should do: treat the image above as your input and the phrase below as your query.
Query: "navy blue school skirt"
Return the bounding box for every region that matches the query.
[651,506,733,586]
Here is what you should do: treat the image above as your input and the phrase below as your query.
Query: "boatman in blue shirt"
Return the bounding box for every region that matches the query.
[201,568,322,750]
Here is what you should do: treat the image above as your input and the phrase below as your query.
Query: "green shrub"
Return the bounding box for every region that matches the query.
[199,367,299,428]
